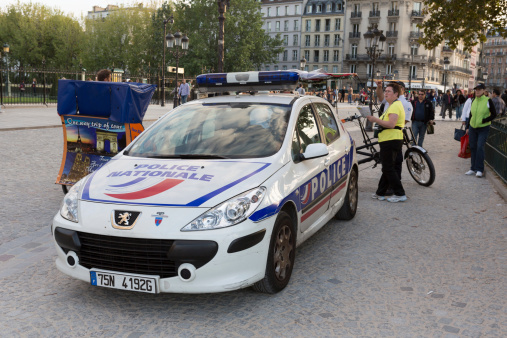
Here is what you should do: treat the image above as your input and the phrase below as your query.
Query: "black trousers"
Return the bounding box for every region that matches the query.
[440,104,453,118]
[376,140,405,196]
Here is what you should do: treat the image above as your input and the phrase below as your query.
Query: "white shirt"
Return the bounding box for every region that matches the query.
[381,94,412,122]
[297,87,305,95]
[462,98,473,121]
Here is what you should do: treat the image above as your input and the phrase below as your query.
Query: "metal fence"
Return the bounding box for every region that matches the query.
[0,67,193,106]
[485,116,507,183]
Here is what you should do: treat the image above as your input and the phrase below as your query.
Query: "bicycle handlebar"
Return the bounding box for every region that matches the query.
[341,114,362,123]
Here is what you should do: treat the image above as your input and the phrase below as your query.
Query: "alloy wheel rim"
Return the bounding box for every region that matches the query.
[273,224,293,281]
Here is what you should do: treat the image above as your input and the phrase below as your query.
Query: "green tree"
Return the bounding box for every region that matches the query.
[172,0,283,75]
[0,3,84,68]
[419,0,507,51]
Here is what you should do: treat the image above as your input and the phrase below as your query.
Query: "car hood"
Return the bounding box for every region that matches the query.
[80,156,282,208]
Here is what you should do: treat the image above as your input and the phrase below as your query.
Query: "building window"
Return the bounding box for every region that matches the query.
[285,5,289,15]
[411,44,418,55]
[283,35,289,46]
[386,64,392,74]
[388,43,395,56]
[284,20,289,32]
[314,35,320,47]
[354,4,360,13]
[313,65,319,71]
[304,50,310,61]
[353,24,359,33]
[295,5,300,14]
[274,65,279,70]
[324,35,330,47]
[333,50,339,62]
[334,34,341,46]
[337,3,342,11]
[373,2,379,12]
[316,19,321,32]
[293,35,298,46]
[305,35,310,47]
[267,22,271,32]
[314,50,319,63]
[325,19,331,31]
[283,50,288,61]
[410,65,417,78]
[323,65,328,72]
[351,44,358,57]
[276,6,279,16]
[366,64,373,76]
[389,22,397,31]
[391,1,398,10]
[267,8,271,16]
[333,65,338,73]
[294,20,299,31]
[335,19,341,31]
[326,4,332,13]
[414,2,421,11]
[293,50,298,61]
[307,5,312,13]
[316,4,322,13]
[324,50,329,62]
[283,65,287,70]
[350,64,357,73]
[265,66,270,71]
[276,21,280,32]
[305,20,311,32]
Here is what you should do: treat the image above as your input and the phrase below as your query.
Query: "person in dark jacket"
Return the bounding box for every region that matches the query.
[440,90,454,119]
[411,90,435,147]
[453,89,467,120]
[501,89,507,105]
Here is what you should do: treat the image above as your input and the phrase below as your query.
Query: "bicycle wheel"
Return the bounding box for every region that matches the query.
[405,148,435,186]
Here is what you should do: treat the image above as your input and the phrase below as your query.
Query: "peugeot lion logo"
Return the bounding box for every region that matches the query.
[111,210,141,230]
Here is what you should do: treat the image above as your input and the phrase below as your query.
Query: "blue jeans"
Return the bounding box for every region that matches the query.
[468,125,490,173]
[181,95,188,104]
[456,104,464,119]
[348,94,352,103]
[412,120,428,147]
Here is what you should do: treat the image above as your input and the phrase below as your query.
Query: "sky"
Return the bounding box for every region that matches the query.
[1,0,161,18]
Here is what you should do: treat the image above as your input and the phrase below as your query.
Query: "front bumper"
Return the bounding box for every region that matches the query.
[52,211,274,293]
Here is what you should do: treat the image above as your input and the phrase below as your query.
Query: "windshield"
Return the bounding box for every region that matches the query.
[127,102,292,159]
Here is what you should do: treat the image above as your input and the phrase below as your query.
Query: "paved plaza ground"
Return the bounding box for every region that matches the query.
[0,103,506,337]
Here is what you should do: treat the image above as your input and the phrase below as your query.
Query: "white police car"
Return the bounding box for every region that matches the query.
[52,71,358,294]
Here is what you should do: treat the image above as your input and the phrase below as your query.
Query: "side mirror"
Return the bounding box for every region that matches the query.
[300,143,328,160]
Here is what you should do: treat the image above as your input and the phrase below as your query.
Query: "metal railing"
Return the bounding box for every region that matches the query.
[0,66,194,106]
[388,9,399,16]
[351,12,362,18]
[411,10,423,17]
[485,117,507,183]
[349,32,361,38]
[386,31,398,38]
[369,11,380,17]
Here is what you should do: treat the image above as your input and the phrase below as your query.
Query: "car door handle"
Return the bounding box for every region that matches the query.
[324,157,331,166]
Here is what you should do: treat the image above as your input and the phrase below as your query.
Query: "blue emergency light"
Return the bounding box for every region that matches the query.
[196,71,299,93]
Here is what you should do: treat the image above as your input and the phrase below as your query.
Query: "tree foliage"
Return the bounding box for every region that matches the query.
[420,0,507,51]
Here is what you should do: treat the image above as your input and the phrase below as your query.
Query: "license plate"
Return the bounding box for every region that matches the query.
[90,270,159,294]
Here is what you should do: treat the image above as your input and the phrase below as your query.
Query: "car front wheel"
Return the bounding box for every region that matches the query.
[335,167,358,220]
[252,211,295,294]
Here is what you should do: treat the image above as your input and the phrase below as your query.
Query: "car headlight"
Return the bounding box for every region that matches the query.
[60,178,85,223]
[181,187,266,231]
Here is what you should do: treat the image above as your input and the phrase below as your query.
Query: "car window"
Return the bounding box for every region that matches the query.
[292,104,321,161]
[315,103,340,144]
[127,103,291,159]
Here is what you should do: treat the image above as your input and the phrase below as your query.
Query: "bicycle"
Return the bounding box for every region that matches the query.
[341,113,436,187]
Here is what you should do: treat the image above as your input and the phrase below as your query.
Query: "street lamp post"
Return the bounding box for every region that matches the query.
[422,64,427,91]
[42,57,46,106]
[166,31,189,108]
[3,43,10,97]
[161,16,174,107]
[300,57,306,71]
[217,0,230,73]
[483,72,488,84]
[363,24,386,130]
[375,69,381,104]
[443,57,450,93]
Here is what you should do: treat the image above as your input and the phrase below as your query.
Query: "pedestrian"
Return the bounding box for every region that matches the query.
[179,79,190,104]
[340,86,346,103]
[453,89,466,120]
[411,90,435,147]
[97,69,112,82]
[32,78,37,96]
[366,82,407,203]
[348,86,353,104]
[461,93,474,125]
[20,81,26,96]
[491,88,506,117]
[440,89,454,119]
[465,83,497,178]
[296,84,305,95]
[436,92,442,107]
[501,89,507,104]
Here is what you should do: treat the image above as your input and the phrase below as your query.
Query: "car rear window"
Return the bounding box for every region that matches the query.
[126,103,292,159]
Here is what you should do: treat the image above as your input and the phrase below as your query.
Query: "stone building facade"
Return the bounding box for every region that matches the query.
[483,32,507,90]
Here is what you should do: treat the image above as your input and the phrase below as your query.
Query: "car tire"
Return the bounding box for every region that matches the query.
[252,211,296,294]
[335,167,358,220]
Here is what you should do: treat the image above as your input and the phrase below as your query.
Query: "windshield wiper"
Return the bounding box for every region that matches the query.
[146,154,230,159]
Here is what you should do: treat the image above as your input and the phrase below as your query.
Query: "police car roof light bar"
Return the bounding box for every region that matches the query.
[196,71,299,94]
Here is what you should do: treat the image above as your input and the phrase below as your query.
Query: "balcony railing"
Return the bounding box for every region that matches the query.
[349,32,361,38]
[313,57,319,62]
[410,32,423,38]
[386,31,398,38]
[442,46,453,53]
[449,66,472,75]
[345,54,397,61]
[388,9,399,16]
[351,12,362,18]
[411,10,423,17]
[369,10,380,17]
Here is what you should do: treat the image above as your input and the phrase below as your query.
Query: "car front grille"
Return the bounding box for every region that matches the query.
[77,232,177,278]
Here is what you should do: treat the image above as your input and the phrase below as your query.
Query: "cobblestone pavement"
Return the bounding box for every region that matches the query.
[0,104,505,337]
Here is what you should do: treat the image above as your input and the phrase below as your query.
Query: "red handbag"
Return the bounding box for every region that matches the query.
[458,134,471,158]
